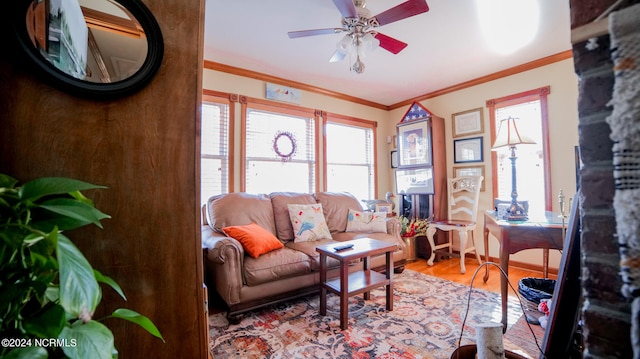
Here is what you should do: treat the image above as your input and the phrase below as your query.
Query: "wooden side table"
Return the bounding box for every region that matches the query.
[316,238,397,330]
[482,210,564,332]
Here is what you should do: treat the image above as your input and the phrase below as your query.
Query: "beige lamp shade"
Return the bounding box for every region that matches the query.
[491,117,536,149]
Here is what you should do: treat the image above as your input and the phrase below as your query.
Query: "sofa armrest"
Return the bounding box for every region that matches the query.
[202,225,245,306]
[202,225,244,263]
[386,217,403,242]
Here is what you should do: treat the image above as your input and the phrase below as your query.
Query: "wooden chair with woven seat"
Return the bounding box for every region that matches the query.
[426,176,484,273]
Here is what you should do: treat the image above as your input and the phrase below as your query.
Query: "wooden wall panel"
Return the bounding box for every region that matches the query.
[0,0,207,358]
[431,115,448,220]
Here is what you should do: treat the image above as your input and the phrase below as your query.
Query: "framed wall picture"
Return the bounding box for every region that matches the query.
[454,136,484,163]
[375,204,392,213]
[390,150,398,168]
[397,118,431,167]
[453,165,486,191]
[452,108,484,138]
[265,83,301,104]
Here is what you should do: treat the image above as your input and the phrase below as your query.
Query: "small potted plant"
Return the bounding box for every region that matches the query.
[0,174,163,358]
[399,216,429,261]
[400,216,429,237]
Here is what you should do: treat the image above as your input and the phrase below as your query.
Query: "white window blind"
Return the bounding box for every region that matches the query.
[244,106,316,193]
[201,100,229,206]
[325,121,375,201]
[495,100,544,213]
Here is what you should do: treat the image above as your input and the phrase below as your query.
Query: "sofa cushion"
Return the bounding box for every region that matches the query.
[285,239,341,271]
[243,247,311,286]
[269,192,316,243]
[288,204,332,242]
[222,222,284,258]
[314,192,363,233]
[346,209,387,233]
[207,193,276,236]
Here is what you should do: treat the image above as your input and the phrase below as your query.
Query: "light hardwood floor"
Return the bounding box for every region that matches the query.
[406,256,557,297]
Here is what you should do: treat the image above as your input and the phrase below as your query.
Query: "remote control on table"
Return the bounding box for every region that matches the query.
[333,243,354,251]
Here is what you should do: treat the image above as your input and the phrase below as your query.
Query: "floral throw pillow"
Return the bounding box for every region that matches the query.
[346,209,387,233]
[288,204,332,242]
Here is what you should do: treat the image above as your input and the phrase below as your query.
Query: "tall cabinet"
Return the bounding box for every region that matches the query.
[395,102,447,258]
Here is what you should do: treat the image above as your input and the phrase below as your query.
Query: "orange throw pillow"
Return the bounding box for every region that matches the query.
[222,222,284,258]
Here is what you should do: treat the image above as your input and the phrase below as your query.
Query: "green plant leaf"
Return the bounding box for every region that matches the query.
[94,269,126,301]
[112,308,165,342]
[3,346,48,359]
[68,190,95,206]
[37,198,111,229]
[22,303,66,339]
[18,177,107,203]
[0,173,19,189]
[26,229,57,257]
[60,320,114,359]
[45,286,60,303]
[57,234,100,319]
[0,195,13,211]
[32,213,94,233]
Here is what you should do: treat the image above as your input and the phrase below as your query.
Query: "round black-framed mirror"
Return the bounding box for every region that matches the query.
[12,0,163,99]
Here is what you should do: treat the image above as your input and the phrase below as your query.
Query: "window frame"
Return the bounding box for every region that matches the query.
[201,90,235,198]
[487,86,552,211]
[240,97,321,192]
[323,112,378,197]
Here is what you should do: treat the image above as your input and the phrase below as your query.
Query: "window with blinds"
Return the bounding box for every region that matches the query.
[201,99,229,206]
[494,100,545,213]
[244,105,316,194]
[325,120,376,201]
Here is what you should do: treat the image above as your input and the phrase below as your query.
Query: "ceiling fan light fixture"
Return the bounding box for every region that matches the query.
[337,34,354,53]
[356,41,371,59]
[288,0,430,75]
[351,55,365,74]
[361,32,380,52]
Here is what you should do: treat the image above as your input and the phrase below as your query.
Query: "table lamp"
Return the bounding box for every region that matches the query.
[491,117,536,221]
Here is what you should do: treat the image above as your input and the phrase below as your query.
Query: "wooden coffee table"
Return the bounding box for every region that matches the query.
[316,238,397,330]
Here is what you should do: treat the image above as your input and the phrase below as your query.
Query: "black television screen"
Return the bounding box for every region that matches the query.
[395,167,434,195]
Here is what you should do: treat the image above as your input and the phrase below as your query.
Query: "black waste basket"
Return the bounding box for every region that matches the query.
[518,277,556,304]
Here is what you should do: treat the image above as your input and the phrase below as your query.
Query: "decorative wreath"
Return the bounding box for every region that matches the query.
[272,131,297,162]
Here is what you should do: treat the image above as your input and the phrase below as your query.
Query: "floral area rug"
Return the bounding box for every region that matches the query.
[209,270,544,358]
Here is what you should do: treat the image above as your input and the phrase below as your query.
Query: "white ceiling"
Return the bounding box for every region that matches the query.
[203,0,571,107]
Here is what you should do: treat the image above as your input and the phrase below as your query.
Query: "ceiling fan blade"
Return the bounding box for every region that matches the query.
[373,0,429,26]
[288,28,343,38]
[375,33,408,54]
[329,50,347,62]
[332,0,358,18]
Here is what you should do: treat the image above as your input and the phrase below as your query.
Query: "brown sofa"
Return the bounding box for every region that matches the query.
[201,191,407,320]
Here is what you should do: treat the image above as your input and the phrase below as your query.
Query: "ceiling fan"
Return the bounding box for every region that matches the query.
[287,0,429,74]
